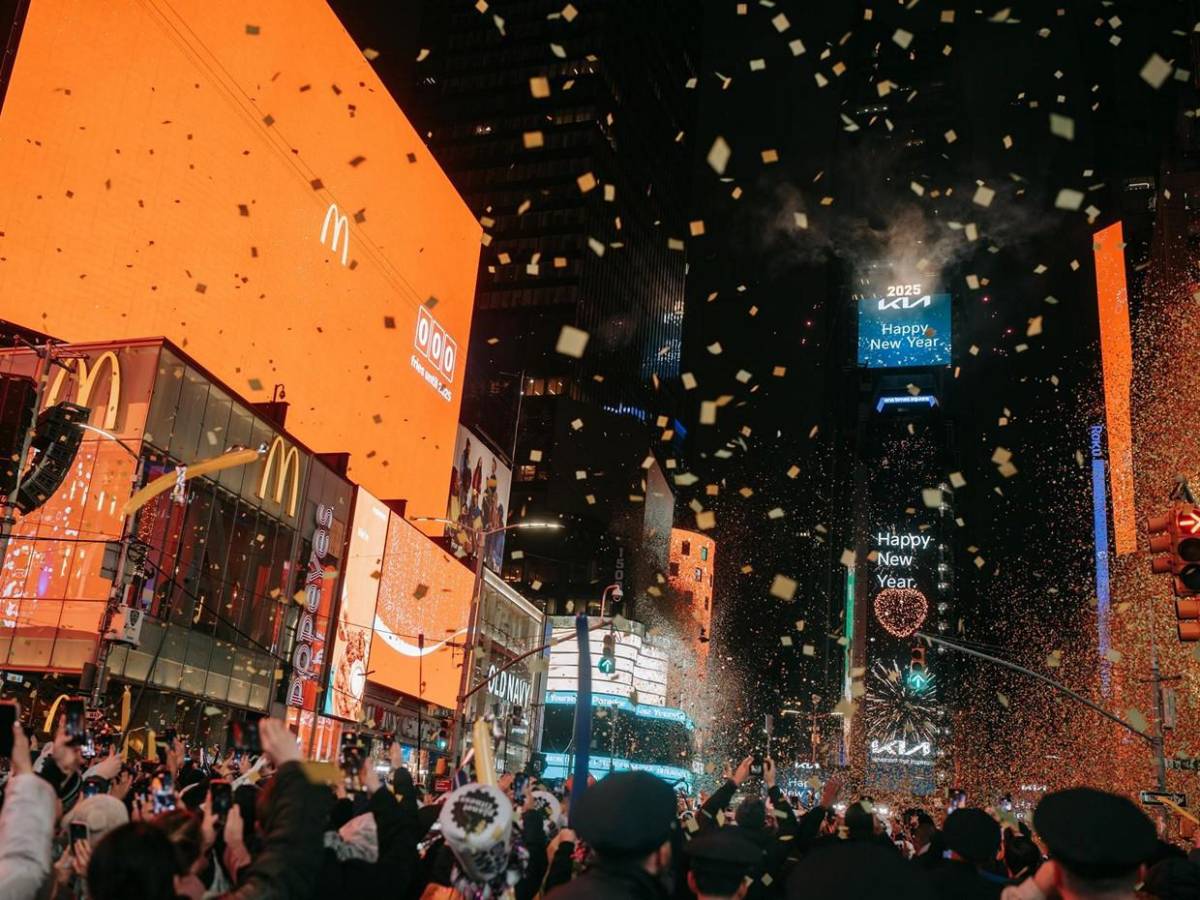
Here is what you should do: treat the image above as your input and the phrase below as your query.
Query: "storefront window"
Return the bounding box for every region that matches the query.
[169,369,209,461]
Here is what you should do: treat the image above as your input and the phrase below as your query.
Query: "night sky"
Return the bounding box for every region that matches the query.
[330,0,1194,769]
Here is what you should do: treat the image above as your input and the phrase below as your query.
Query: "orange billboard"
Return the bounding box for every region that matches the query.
[1093,222,1136,555]
[369,513,474,711]
[0,0,480,522]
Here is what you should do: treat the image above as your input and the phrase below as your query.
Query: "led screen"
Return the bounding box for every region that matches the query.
[857,293,951,368]
[368,513,474,710]
[0,0,480,520]
[324,488,389,722]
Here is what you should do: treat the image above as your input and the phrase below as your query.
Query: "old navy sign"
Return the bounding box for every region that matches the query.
[487,664,531,707]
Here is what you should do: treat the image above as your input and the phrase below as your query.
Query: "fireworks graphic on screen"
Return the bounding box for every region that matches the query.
[866,659,940,745]
[872,587,928,638]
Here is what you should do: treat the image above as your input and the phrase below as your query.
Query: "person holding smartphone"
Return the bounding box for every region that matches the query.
[0,702,58,900]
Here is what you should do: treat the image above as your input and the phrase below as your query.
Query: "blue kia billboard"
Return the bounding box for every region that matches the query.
[857,292,952,368]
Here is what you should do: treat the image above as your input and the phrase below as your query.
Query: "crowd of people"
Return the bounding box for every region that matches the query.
[1,705,1198,900]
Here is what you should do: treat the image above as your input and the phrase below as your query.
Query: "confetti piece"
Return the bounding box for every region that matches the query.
[555,325,589,358]
[1055,188,1084,211]
[577,172,597,192]
[1049,113,1075,140]
[707,136,731,175]
[529,76,551,98]
[523,131,544,148]
[972,185,995,207]
[893,28,913,49]
[1141,53,1172,89]
[770,574,798,601]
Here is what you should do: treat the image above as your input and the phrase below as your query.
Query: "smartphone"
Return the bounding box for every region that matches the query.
[81,777,103,798]
[0,700,17,757]
[160,727,177,745]
[209,779,232,815]
[153,773,175,813]
[339,731,372,772]
[513,772,528,805]
[228,718,262,754]
[64,698,86,744]
[749,752,764,778]
[70,822,88,847]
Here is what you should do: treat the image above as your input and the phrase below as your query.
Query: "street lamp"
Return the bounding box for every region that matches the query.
[409,515,564,765]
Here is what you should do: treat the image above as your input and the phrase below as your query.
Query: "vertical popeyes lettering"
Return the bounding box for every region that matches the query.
[288,503,335,708]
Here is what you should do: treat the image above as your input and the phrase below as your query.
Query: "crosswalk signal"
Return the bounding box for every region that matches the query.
[907,644,929,691]
[598,632,616,674]
[1147,507,1200,640]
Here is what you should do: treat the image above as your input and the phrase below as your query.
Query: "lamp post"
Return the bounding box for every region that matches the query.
[409,515,563,767]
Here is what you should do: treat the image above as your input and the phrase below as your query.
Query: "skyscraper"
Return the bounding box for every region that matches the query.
[351,0,702,612]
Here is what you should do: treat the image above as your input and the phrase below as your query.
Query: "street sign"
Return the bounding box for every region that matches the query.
[1139,790,1187,807]
[434,778,452,794]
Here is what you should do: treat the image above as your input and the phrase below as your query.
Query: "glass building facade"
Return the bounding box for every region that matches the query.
[0,339,352,743]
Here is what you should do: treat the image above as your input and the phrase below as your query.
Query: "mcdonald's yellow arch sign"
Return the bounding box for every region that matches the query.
[45,351,121,430]
[257,436,301,518]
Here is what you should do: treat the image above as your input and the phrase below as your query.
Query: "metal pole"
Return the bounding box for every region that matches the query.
[452,529,487,764]
[568,612,593,826]
[417,633,423,787]
[915,631,1154,744]
[0,342,51,568]
[1149,607,1169,791]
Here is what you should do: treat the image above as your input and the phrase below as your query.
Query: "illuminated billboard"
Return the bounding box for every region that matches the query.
[546,616,669,707]
[446,427,513,573]
[0,0,481,521]
[857,292,951,368]
[368,513,474,711]
[325,488,389,722]
[1093,223,1136,556]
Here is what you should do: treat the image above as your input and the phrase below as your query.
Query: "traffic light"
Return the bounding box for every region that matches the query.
[908,644,929,691]
[436,721,449,750]
[14,402,89,514]
[598,631,616,674]
[1147,506,1200,640]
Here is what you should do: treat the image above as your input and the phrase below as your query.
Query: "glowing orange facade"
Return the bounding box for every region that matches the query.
[1093,222,1136,555]
[0,0,480,522]
[668,528,715,661]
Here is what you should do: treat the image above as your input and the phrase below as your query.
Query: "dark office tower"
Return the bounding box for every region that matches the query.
[390,0,700,613]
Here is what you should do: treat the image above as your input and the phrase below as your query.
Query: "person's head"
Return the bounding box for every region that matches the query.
[903,808,935,844]
[1003,832,1042,879]
[942,808,1000,866]
[574,771,678,878]
[735,797,768,832]
[843,801,877,840]
[87,822,180,900]
[686,828,762,900]
[154,808,205,876]
[62,794,129,847]
[1033,788,1156,900]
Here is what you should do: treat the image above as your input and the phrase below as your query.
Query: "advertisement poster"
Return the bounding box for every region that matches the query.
[324,488,389,722]
[445,426,512,573]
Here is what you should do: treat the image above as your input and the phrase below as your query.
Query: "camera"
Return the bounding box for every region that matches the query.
[64,698,86,745]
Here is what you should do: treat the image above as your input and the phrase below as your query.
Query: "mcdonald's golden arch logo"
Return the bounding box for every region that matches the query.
[45,350,121,431]
[257,436,301,518]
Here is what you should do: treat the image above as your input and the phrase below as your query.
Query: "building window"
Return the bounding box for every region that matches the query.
[517,464,537,481]
[700,546,708,561]
[681,540,691,556]
[694,567,703,582]
[668,561,679,576]
[546,376,566,396]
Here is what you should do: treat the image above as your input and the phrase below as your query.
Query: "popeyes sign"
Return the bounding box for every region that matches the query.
[287,502,336,709]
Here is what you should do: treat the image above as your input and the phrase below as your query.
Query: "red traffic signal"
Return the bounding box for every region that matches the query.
[1147,507,1200,593]
[1147,506,1200,641]
[910,645,927,672]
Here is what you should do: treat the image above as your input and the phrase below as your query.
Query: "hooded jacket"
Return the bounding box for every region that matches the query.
[0,773,56,900]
